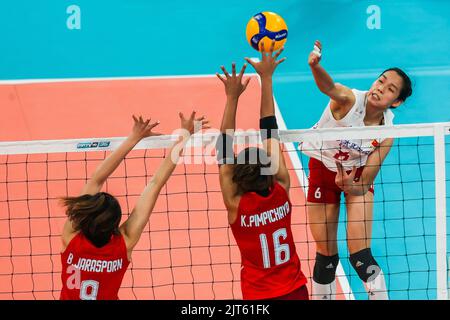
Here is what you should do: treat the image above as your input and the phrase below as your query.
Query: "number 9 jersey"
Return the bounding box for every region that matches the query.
[230,182,307,299]
[60,232,130,300]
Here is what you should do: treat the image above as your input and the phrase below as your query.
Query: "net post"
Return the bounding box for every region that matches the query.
[434,123,448,300]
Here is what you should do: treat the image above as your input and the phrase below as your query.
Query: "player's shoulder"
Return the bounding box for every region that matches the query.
[351,88,369,99]
[61,230,81,253]
[335,83,355,97]
[329,84,356,117]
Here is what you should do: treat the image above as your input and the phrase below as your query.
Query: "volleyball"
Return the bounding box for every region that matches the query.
[246,12,288,52]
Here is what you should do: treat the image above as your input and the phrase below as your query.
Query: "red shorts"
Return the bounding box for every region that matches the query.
[270,285,309,300]
[307,157,374,204]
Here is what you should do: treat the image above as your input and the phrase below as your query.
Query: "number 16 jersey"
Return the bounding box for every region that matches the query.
[230,182,307,300]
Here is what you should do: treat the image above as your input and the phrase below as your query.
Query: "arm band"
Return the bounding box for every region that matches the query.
[260,115,279,140]
[215,133,235,165]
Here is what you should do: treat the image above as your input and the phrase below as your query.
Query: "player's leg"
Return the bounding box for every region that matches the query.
[307,202,340,300]
[345,191,388,300]
[307,202,340,255]
[307,158,342,300]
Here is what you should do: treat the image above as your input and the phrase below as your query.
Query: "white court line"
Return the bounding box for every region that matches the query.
[1,64,449,85]
[0,72,258,85]
[273,94,356,301]
[274,65,450,83]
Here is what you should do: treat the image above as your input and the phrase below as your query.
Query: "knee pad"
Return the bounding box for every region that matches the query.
[349,248,381,282]
[313,253,339,285]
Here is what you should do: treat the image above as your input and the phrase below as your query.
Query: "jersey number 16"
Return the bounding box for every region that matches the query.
[259,228,290,268]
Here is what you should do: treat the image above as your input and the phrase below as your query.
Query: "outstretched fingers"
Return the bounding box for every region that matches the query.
[238,63,247,79]
[189,110,196,121]
[215,72,226,84]
[244,57,256,68]
[147,120,162,136]
[269,39,276,55]
[220,65,231,79]
[273,47,285,60]
[231,62,236,77]
[197,117,211,130]
[276,56,287,66]
[147,120,160,130]
[133,114,152,127]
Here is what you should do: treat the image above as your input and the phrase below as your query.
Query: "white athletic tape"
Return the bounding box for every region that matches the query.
[313,45,322,58]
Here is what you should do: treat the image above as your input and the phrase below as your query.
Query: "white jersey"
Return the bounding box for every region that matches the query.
[300,89,394,172]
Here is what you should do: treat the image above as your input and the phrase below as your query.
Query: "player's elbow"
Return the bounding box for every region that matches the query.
[318,83,335,96]
[276,173,290,191]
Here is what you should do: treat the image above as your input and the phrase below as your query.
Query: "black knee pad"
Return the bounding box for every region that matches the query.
[313,253,339,285]
[349,248,381,282]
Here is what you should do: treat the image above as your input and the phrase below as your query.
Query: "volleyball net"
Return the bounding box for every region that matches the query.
[0,122,449,300]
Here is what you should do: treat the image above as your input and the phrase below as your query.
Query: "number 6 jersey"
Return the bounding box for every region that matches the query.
[230,182,307,299]
[60,232,130,300]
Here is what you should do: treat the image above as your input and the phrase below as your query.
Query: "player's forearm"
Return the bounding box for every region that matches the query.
[220,96,239,133]
[134,138,184,214]
[128,134,190,241]
[350,141,392,196]
[260,76,275,118]
[90,135,139,185]
[346,181,372,196]
[310,64,336,95]
[153,135,188,187]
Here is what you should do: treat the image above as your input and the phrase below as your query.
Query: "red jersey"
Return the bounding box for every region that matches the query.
[60,232,130,300]
[230,182,307,299]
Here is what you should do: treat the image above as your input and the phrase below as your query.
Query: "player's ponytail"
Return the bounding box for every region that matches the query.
[62,192,122,247]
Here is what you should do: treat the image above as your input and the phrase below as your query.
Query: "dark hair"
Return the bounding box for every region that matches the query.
[380,67,412,102]
[232,147,274,196]
[62,192,122,248]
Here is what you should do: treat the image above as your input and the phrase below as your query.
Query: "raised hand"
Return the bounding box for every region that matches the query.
[245,40,286,78]
[216,63,251,98]
[308,40,322,67]
[179,111,210,135]
[130,115,161,140]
